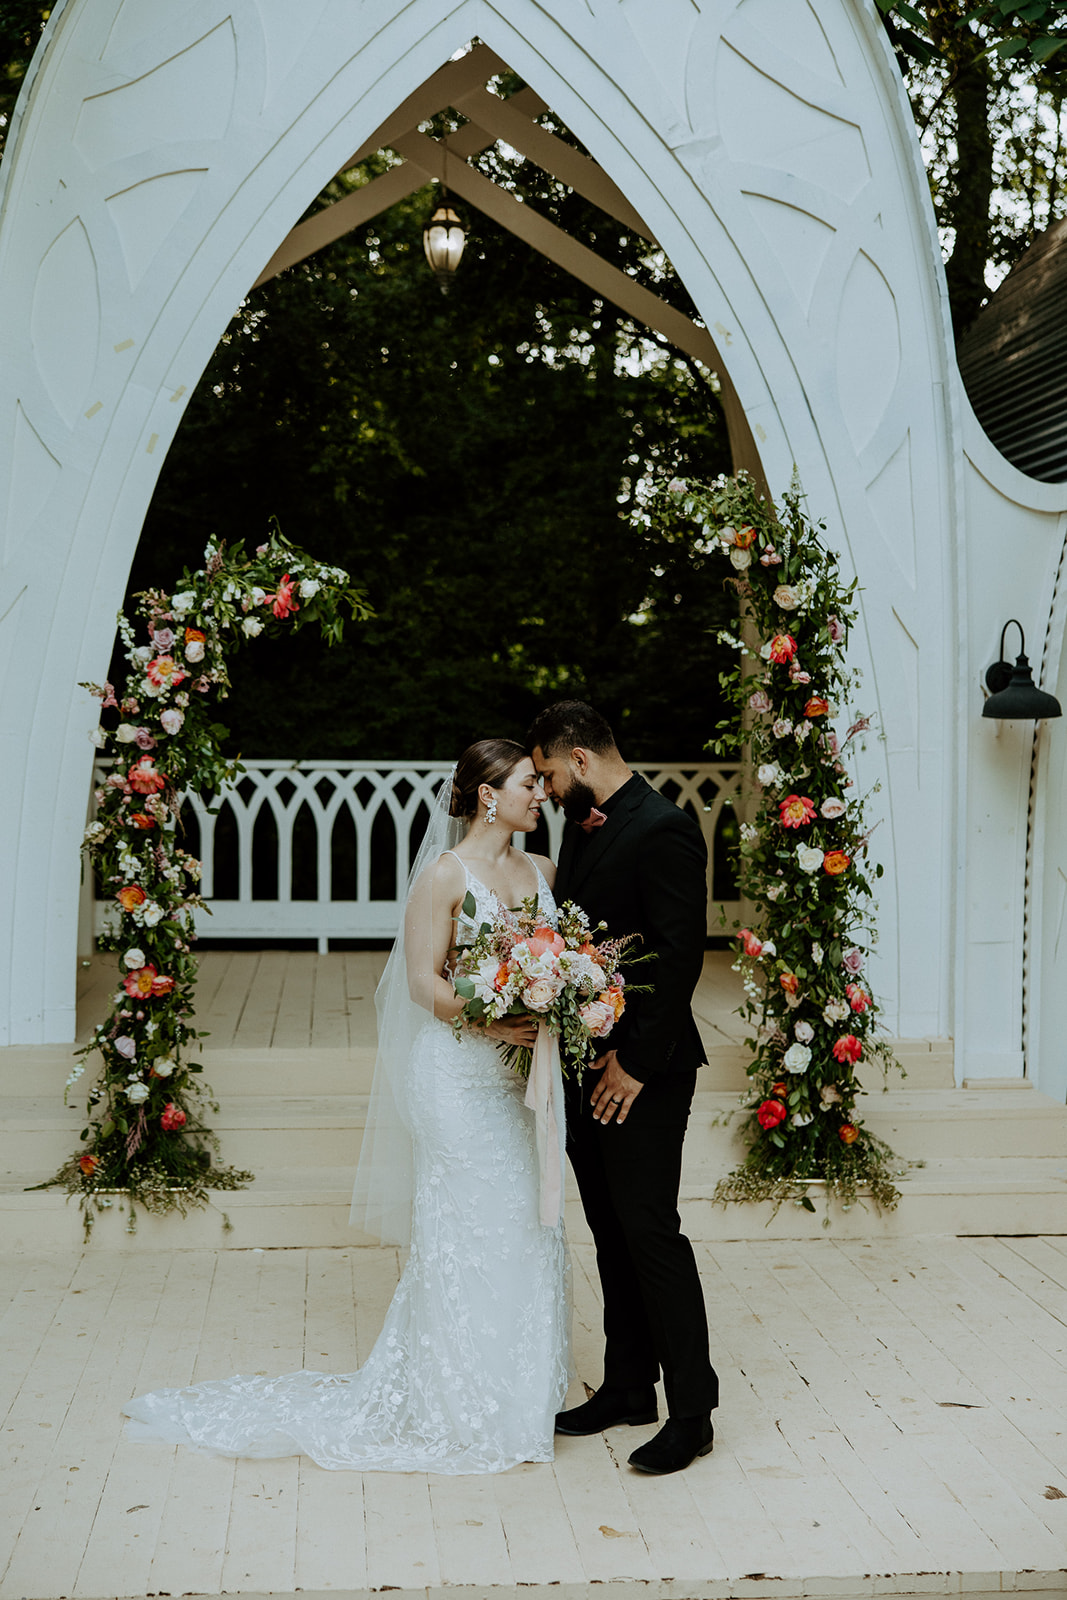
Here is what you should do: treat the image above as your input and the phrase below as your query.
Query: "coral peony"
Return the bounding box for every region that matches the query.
[128,756,165,794]
[832,1034,862,1065]
[526,926,565,960]
[767,633,798,664]
[779,793,816,829]
[845,983,870,1013]
[123,965,158,999]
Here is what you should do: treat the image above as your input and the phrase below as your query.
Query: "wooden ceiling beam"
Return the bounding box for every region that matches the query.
[450,84,655,244]
[344,42,513,169]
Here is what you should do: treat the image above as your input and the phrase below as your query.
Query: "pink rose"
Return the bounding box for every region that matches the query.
[579,999,616,1038]
[828,615,845,643]
[820,797,847,819]
[524,975,563,1012]
[114,1036,137,1059]
[772,718,792,738]
[749,690,773,713]
[133,728,156,750]
[152,627,175,652]
[794,1020,814,1043]
[842,947,864,975]
[160,707,184,735]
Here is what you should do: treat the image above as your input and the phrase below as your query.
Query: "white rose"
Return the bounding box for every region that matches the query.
[765,883,786,901]
[88,726,107,747]
[134,645,153,664]
[184,640,205,663]
[242,617,263,638]
[756,762,783,788]
[126,1082,150,1103]
[153,1059,176,1078]
[821,797,847,819]
[823,998,850,1024]
[298,578,320,599]
[797,843,824,873]
[729,546,752,570]
[123,947,146,969]
[170,591,196,617]
[115,723,138,743]
[794,1019,814,1043]
[160,708,184,735]
[783,1043,812,1074]
[774,585,799,609]
[84,821,106,841]
[760,940,777,958]
[251,587,266,606]
[141,901,164,926]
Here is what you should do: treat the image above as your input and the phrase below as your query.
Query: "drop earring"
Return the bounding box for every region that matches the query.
[484,795,498,825]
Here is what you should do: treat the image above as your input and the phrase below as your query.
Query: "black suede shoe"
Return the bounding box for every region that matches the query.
[627,1415,714,1474]
[554,1386,658,1436]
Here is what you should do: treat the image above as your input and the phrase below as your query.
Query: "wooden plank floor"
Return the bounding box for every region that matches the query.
[76,949,735,1052]
[2,1237,1066,1599]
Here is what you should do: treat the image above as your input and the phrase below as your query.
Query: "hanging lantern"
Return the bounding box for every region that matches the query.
[422,197,466,292]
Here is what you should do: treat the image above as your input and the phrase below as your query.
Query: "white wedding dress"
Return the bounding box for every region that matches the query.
[123,858,571,1473]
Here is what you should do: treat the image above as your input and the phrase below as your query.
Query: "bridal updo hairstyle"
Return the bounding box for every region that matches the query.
[449,738,527,819]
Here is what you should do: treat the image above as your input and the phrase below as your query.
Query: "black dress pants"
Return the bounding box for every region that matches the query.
[565,1066,718,1418]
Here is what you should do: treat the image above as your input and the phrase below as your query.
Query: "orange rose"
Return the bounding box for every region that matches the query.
[771,1081,788,1099]
[79,1153,99,1176]
[804,697,830,718]
[602,985,625,1020]
[733,525,757,549]
[150,974,176,997]
[116,884,147,912]
[838,1123,859,1144]
[184,628,205,645]
[823,850,850,876]
[779,971,799,996]
[130,813,156,830]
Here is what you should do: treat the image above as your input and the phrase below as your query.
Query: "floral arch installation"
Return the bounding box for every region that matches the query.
[1,0,960,1070]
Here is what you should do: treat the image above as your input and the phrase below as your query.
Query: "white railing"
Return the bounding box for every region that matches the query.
[91,761,743,947]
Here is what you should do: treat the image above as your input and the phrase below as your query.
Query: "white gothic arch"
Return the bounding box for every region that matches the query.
[2,0,1059,1090]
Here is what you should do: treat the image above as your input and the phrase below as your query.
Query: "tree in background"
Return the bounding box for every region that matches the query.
[129,122,735,762]
[877,1,1067,337]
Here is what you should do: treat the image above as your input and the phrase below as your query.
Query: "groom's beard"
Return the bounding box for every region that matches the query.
[558,775,599,825]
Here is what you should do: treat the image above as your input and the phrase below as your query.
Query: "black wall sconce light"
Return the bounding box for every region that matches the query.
[982,619,1062,721]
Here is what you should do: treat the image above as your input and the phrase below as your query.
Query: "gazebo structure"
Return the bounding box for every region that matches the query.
[1,0,1067,1110]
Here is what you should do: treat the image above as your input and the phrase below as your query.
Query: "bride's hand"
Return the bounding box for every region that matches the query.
[485,1015,539,1047]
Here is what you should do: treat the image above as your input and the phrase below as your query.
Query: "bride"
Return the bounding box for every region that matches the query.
[123,739,571,1472]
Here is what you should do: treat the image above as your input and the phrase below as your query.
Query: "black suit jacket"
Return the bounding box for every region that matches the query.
[554,774,708,1081]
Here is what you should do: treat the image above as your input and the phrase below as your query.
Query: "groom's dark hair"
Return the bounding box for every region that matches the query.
[526,700,618,758]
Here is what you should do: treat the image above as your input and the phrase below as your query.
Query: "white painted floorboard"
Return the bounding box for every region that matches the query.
[2,1239,1066,1599]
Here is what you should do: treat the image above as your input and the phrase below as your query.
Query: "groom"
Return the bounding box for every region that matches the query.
[527,700,718,1474]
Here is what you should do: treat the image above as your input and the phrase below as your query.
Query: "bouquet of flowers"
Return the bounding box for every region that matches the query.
[451,895,646,1077]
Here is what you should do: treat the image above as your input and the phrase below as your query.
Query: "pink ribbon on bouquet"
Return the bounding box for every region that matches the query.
[525,1022,563,1228]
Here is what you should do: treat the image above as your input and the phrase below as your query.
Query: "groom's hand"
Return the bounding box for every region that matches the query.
[486,1015,539,1046]
[589,1051,643,1125]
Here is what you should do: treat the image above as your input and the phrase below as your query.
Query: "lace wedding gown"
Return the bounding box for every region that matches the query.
[123,858,571,1473]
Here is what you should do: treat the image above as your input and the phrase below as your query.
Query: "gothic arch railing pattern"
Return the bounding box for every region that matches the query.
[90,760,743,947]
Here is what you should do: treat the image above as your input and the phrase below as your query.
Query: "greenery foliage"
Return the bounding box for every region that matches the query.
[41,531,369,1236]
[648,472,904,1218]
